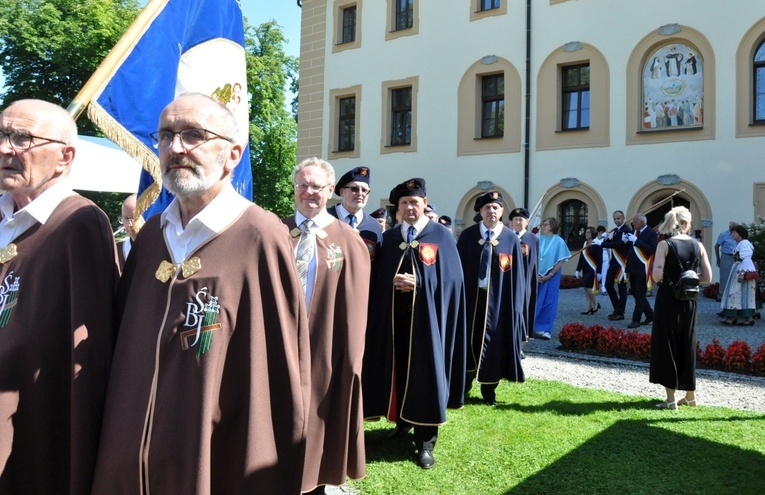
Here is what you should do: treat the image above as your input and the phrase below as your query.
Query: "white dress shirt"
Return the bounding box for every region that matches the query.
[0,179,76,248]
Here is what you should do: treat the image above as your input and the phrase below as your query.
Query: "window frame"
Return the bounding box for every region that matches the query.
[386,0,418,40]
[341,6,357,44]
[481,73,505,138]
[390,87,412,146]
[328,85,362,159]
[561,64,590,131]
[332,0,361,53]
[381,76,418,154]
[754,40,765,125]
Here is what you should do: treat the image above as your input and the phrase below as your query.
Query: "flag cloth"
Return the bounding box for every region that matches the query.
[86,0,251,220]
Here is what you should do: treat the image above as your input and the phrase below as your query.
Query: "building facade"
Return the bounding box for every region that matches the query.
[297,0,765,276]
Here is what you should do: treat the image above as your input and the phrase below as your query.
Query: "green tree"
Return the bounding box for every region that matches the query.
[0,0,140,134]
[245,20,298,218]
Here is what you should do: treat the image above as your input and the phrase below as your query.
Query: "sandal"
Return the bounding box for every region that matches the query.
[722,318,737,326]
[655,400,678,410]
[677,397,697,407]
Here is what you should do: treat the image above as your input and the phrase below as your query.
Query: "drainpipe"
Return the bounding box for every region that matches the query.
[523,0,532,208]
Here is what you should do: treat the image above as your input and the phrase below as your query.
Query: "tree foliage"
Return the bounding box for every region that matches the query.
[245,20,298,218]
[0,0,141,134]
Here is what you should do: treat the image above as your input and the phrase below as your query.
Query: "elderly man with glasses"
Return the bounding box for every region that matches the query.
[0,99,118,494]
[92,93,311,494]
[282,157,371,495]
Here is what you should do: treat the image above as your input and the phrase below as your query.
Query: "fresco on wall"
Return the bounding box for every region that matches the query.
[642,43,703,131]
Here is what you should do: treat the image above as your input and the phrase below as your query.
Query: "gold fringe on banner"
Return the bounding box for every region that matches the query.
[87,102,162,232]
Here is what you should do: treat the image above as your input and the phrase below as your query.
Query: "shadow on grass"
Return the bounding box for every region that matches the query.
[503,418,765,494]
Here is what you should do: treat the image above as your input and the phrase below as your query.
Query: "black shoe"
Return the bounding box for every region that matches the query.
[607,311,618,318]
[608,314,625,321]
[592,303,601,314]
[418,450,436,469]
[641,318,653,326]
[716,311,725,317]
[388,425,413,438]
[581,309,594,315]
[627,321,641,329]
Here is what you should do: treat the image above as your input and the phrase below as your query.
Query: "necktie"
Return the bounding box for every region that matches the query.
[296,220,314,295]
[407,225,415,244]
[348,214,357,229]
[479,230,493,280]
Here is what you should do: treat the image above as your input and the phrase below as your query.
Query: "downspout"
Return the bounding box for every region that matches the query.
[523,0,531,208]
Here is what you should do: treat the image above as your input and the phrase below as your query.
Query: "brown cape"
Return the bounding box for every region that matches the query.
[0,194,118,495]
[283,217,370,491]
[93,205,310,495]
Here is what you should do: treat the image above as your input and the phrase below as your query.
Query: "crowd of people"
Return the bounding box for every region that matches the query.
[0,96,756,493]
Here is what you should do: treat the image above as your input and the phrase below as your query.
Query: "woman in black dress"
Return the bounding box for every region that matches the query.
[649,206,712,410]
[575,226,602,314]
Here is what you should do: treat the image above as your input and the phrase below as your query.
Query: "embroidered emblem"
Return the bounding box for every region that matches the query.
[499,253,513,272]
[179,287,222,357]
[155,257,202,283]
[491,191,499,199]
[359,167,369,176]
[400,240,420,250]
[419,243,438,266]
[0,244,18,264]
[211,82,242,105]
[326,243,344,271]
[290,227,302,238]
[364,238,376,261]
[406,179,415,189]
[0,272,20,327]
[521,244,529,257]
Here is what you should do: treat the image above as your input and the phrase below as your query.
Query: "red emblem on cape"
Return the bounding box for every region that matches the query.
[419,243,438,266]
[521,244,528,257]
[499,253,512,272]
[364,238,376,261]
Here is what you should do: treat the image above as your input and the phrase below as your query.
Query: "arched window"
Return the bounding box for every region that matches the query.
[559,199,588,251]
[755,39,765,124]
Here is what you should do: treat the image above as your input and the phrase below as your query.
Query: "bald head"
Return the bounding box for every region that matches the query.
[5,99,78,144]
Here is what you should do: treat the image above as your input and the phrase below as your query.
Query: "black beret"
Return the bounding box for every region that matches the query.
[424,204,436,214]
[335,166,371,196]
[370,207,387,219]
[473,191,504,212]
[389,178,427,205]
[509,207,530,219]
[438,215,452,227]
[473,212,482,223]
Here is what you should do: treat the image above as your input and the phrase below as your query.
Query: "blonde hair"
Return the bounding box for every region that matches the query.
[658,206,692,237]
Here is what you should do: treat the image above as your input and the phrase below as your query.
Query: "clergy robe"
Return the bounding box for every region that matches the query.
[282,217,370,492]
[457,224,525,384]
[0,195,117,495]
[363,221,466,425]
[92,205,310,495]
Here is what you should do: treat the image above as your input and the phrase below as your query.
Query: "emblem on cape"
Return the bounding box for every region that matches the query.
[478,238,500,247]
[0,243,18,264]
[363,238,376,261]
[521,244,529,257]
[326,243,344,271]
[291,226,327,239]
[155,257,202,283]
[180,287,221,357]
[419,243,438,266]
[0,271,20,327]
[499,253,513,272]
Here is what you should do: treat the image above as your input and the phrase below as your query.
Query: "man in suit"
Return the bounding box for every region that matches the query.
[328,166,382,260]
[624,213,657,328]
[509,207,538,342]
[600,210,632,321]
[116,193,136,271]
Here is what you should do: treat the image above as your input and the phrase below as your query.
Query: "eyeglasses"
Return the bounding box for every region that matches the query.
[542,223,551,227]
[0,131,67,150]
[118,216,134,225]
[343,186,370,195]
[295,183,331,193]
[149,128,232,149]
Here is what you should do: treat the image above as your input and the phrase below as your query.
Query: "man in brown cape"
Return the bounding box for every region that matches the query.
[0,99,117,494]
[92,94,310,494]
[283,157,370,494]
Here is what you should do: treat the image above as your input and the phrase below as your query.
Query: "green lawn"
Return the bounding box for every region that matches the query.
[350,379,765,494]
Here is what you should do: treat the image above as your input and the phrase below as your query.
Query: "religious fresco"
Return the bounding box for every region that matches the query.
[642,43,703,131]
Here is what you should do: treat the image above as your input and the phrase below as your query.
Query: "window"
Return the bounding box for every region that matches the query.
[390,87,412,146]
[559,200,588,252]
[341,6,356,44]
[394,0,413,31]
[562,65,590,130]
[338,97,356,151]
[481,74,505,138]
[755,40,765,124]
[333,1,361,52]
[328,85,361,159]
[381,76,418,153]
[479,0,500,11]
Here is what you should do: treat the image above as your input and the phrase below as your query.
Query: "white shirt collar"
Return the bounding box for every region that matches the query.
[400,215,430,239]
[0,178,75,225]
[295,208,335,229]
[480,222,503,239]
[334,203,362,225]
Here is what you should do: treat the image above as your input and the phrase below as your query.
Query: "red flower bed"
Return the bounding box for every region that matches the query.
[559,324,765,375]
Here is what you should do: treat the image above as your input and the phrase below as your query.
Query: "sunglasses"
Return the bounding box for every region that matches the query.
[344,186,370,195]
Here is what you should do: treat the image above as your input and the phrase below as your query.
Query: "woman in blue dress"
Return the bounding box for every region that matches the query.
[534,217,571,340]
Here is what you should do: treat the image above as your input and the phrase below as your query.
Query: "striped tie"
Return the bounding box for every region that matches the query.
[296,220,314,295]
